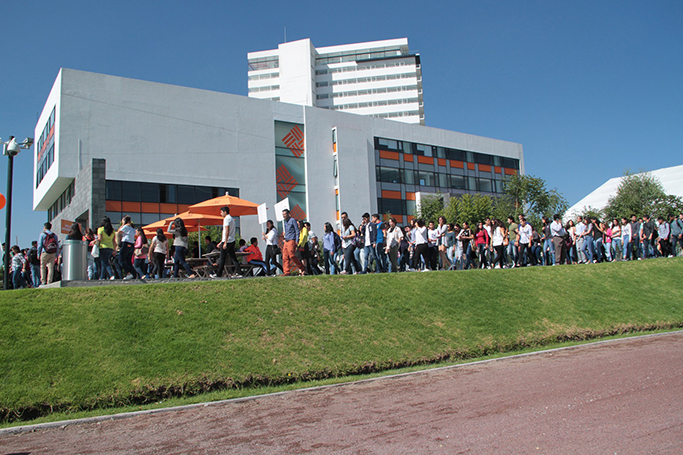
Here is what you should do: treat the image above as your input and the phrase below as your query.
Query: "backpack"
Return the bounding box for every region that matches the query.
[43,232,58,254]
[333,231,342,252]
[28,247,40,266]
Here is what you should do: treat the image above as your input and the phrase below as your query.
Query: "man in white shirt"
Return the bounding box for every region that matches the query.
[574,216,586,263]
[516,216,532,267]
[550,214,567,265]
[212,206,241,278]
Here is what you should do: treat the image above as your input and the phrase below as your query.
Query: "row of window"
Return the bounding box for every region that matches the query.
[378,198,416,217]
[47,180,75,221]
[105,180,239,204]
[322,98,420,108]
[248,72,279,81]
[373,111,422,119]
[315,49,404,65]
[316,85,419,99]
[248,85,280,93]
[247,57,279,71]
[328,73,417,86]
[315,59,414,76]
[36,107,56,159]
[376,167,503,192]
[36,142,54,188]
[375,137,520,169]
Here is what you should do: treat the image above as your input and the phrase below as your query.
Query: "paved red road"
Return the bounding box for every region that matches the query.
[2,332,682,454]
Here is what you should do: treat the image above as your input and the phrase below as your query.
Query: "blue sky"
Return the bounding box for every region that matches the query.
[1,0,682,247]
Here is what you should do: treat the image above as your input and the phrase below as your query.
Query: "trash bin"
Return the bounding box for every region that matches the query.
[62,239,88,281]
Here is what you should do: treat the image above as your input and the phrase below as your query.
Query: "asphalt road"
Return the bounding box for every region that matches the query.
[2,332,682,454]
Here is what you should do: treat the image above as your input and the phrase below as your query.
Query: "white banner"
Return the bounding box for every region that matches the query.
[274,198,290,221]
[257,203,268,225]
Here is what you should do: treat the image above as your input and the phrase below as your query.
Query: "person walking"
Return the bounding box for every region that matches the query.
[117,216,137,280]
[282,209,305,276]
[97,217,117,280]
[212,206,242,278]
[37,222,60,285]
[168,218,196,278]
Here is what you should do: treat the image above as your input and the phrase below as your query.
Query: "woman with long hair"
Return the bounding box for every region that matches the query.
[384,217,403,273]
[262,219,283,276]
[474,221,490,269]
[148,228,169,279]
[414,219,430,271]
[341,217,360,274]
[168,218,196,278]
[97,217,117,279]
[322,222,338,275]
[85,227,98,280]
[133,227,149,279]
[491,219,506,269]
[67,222,84,240]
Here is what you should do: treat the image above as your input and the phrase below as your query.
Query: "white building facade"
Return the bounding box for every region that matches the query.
[248,38,424,125]
[34,69,523,243]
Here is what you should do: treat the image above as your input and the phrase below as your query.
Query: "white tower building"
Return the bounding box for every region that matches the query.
[248,38,424,125]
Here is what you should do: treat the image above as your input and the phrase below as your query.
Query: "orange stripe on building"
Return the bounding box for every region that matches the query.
[417,155,434,165]
[467,162,475,170]
[177,204,190,213]
[141,203,160,213]
[403,153,414,162]
[160,203,177,214]
[406,192,416,201]
[379,150,400,161]
[393,215,404,223]
[494,166,502,174]
[381,190,402,199]
[121,202,141,213]
[450,160,464,169]
[407,215,414,223]
[437,158,447,167]
[333,143,337,153]
[479,164,492,173]
[105,201,122,212]
[336,210,340,221]
[504,168,518,176]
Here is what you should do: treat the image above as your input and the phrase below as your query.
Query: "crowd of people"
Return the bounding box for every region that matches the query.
[5,208,683,288]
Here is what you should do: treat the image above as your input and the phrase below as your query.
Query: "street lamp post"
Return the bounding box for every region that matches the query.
[2,136,33,290]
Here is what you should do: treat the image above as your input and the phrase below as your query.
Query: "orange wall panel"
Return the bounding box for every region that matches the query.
[437,158,447,167]
[177,204,191,213]
[417,155,434,165]
[479,164,492,173]
[450,160,464,169]
[467,162,475,170]
[160,203,178,214]
[406,192,416,201]
[393,215,404,223]
[381,190,402,200]
[505,168,518,176]
[121,202,141,213]
[105,201,122,212]
[140,203,160,213]
[403,153,414,162]
[379,150,400,161]
[494,166,502,174]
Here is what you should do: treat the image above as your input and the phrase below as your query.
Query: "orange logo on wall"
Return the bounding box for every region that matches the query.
[282,125,305,157]
[276,165,298,199]
[290,204,307,221]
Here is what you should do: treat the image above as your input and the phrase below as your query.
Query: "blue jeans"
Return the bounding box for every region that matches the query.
[612,238,622,260]
[642,238,653,259]
[12,270,25,289]
[323,249,337,274]
[463,243,475,270]
[99,248,114,279]
[362,245,375,273]
[581,235,595,262]
[543,239,554,265]
[173,246,193,277]
[31,264,41,287]
[375,242,387,273]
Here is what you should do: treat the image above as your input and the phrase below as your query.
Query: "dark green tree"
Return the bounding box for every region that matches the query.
[602,171,682,220]
[502,174,568,228]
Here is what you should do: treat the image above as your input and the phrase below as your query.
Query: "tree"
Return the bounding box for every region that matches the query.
[502,174,568,228]
[444,193,493,226]
[602,171,682,220]
[415,193,445,222]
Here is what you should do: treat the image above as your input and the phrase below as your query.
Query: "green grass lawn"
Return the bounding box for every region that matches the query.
[1,258,682,424]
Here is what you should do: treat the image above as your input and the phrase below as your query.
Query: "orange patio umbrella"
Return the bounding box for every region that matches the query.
[187,193,259,217]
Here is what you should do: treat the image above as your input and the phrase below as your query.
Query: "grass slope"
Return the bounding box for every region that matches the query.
[1,258,682,423]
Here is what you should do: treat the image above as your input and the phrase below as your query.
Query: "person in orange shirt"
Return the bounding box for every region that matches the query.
[244,237,268,276]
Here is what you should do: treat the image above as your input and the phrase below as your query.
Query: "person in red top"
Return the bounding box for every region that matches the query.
[474,222,491,269]
[244,237,268,276]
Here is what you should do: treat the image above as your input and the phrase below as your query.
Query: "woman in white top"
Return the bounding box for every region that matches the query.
[168,218,196,278]
[262,220,283,276]
[621,217,632,261]
[414,219,430,271]
[341,218,361,274]
[384,217,403,273]
[147,228,169,279]
[436,216,450,270]
[491,219,506,269]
